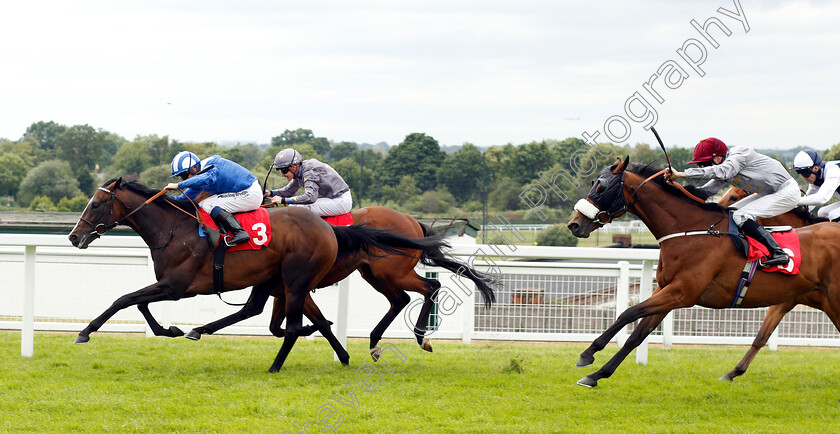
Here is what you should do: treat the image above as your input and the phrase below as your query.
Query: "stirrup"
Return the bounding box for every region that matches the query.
[758,253,789,268]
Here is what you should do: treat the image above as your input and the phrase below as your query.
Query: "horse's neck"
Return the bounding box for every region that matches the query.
[626,174,723,239]
[122,195,185,248]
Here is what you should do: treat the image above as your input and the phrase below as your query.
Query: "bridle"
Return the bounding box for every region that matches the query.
[76,183,197,243]
[577,167,708,227]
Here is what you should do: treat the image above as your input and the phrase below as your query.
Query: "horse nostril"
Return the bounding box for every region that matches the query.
[68,234,77,246]
[567,223,578,231]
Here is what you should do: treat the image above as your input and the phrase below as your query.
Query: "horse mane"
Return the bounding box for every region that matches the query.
[627,163,728,213]
[102,178,194,209]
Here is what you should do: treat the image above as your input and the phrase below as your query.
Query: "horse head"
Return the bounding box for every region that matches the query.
[69,178,135,249]
[718,186,750,207]
[567,156,630,238]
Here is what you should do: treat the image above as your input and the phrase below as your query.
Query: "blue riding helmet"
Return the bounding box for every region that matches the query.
[170,151,201,177]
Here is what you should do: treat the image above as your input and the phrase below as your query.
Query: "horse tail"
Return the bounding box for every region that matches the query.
[332,223,447,261]
[416,222,498,308]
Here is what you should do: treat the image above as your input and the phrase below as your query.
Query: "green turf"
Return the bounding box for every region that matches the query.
[2,332,839,433]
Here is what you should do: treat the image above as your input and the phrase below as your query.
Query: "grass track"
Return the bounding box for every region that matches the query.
[2,332,840,433]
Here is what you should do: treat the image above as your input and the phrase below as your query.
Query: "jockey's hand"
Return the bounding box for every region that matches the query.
[263,190,274,198]
[165,183,180,191]
[270,196,287,206]
[665,169,685,181]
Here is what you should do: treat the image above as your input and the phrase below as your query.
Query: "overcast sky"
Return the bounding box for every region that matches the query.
[1,0,838,150]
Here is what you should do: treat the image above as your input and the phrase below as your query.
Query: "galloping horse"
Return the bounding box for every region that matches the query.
[68,178,449,372]
[715,186,831,381]
[185,206,497,360]
[566,158,840,387]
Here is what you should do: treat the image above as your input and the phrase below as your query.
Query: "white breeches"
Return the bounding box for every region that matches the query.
[198,181,263,214]
[290,190,352,216]
[731,178,800,227]
[817,201,840,222]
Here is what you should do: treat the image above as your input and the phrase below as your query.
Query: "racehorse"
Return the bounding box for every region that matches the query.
[566,157,840,387]
[68,178,450,372]
[715,186,831,381]
[185,206,497,361]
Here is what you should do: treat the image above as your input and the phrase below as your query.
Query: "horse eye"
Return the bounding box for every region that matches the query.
[91,202,100,209]
[596,184,606,194]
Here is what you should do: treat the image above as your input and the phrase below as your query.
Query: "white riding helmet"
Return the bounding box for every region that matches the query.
[170,151,201,177]
[792,149,822,171]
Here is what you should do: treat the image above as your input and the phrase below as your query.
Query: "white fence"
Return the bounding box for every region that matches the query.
[3,235,839,362]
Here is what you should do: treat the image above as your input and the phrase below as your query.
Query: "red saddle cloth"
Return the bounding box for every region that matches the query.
[198,208,272,252]
[322,212,353,226]
[746,230,801,274]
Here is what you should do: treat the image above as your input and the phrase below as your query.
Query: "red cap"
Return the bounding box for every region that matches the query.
[688,137,727,164]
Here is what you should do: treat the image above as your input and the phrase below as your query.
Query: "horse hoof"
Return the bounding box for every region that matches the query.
[74,335,89,344]
[577,376,597,388]
[169,326,185,337]
[370,346,382,362]
[719,375,733,382]
[421,339,433,352]
[576,354,594,367]
[339,357,350,366]
[185,330,201,341]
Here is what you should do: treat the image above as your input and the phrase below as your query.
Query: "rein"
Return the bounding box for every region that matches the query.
[78,185,200,241]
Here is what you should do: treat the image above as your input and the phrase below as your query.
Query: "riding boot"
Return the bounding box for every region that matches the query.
[210,207,250,247]
[740,219,789,267]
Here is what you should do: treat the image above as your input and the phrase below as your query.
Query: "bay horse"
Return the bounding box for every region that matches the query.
[68,178,449,372]
[566,157,840,387]
[714,186,831,381]
[185,206,497,361]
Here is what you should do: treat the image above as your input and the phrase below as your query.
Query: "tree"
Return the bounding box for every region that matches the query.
[135,134,170,166]
[536,224,578,247]
[551,137,587,171]
[23,121,66,160]
[54,124,109,194]
[17,160,82,206]
[139,164,173,189]
[329,142,358,162]
[488,178,523,211]
[110,140,151,175]
[630,142,662,165]
[272,128,314,147]
[436,143,484,203]
[379,133,445,191]
[508,141,555,184]
[405,189,456,214]
[381,175,420,206]
[0,152,29,197]
[823,142,840,161]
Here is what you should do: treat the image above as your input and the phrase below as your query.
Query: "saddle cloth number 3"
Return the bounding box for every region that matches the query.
[251,223,268,245]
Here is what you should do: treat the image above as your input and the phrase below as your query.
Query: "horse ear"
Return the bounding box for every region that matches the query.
[612,156,630,173]
[115,177,123,188]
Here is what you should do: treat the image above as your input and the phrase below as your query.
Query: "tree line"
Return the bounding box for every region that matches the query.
[1,121,836,224]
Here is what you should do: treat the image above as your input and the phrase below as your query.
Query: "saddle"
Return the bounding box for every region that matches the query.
[322,212,353,226]
[196,207,272,298]
[727,211,800,275]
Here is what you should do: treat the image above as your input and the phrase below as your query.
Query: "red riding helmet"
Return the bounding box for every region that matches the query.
[688,137,728,164]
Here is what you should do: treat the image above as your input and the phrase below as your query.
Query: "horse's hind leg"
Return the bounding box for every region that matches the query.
[76,282,181,343]
[137,302,186,338]
[184,281,274,340]
[269,294,349,365]
[721,301,797,382]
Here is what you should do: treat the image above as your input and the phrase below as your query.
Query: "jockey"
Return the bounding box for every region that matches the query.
[264,148,353,217]
[165,151,261,247]
[793,149,840,221]
[666,137,800,267]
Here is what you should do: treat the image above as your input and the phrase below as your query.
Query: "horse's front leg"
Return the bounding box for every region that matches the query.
[75,282,180,344]
[578,311,667,387]
[137,302,186,338]
[184,282,273,340]
[577,284,690,368]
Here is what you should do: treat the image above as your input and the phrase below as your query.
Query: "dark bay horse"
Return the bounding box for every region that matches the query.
[715,186,831,381]
[68,178,449,372]
[566,157,840,387]
[186,206,497,361]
